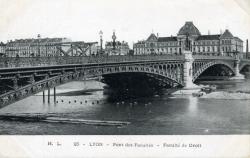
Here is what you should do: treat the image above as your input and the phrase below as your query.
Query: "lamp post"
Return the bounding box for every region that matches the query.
[37,34,41,57]
[246,39,249,59]
[99,30,103,55]
[112,30,116,54]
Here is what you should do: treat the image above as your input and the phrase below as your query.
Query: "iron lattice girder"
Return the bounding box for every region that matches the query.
[0,61,184,107]
[192,59,237,81]
[0,54,250,107]
[239,60,250,71]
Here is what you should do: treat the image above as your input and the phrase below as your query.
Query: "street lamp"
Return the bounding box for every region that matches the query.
[37,34,41,57]
[99,30,103,55]
[112,30,116,51]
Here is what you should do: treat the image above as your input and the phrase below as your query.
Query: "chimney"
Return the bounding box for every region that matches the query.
[246,39,249,58]
[208,30,210,35]
[157,33,159,38]
[220,29,222,34]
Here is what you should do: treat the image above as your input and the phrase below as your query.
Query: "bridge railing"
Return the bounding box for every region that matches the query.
[193,55,236,60]
[0,54,184,68]
[1,54,247,69]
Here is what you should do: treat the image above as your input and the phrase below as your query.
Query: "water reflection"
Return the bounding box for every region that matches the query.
[0,78,250,134]
[187,96,198,116]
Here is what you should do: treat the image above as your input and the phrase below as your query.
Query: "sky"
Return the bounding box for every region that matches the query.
[0,0,250,49]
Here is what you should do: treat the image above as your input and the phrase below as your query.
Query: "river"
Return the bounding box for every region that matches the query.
[0,75,250,135]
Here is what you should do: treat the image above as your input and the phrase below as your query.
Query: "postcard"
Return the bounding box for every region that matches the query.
[0,0,249,157]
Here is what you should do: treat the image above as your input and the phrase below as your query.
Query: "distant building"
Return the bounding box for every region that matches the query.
[0,42,6,57]
[105,41,130,55]
[4,35,98,57]
[5,36,71,57]
[133,21,243,56]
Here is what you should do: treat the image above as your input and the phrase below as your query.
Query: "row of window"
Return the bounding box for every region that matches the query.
[135,47,178,54]
[194,41,219,45]
[5,51,58,57]
[135,39,243,48]
[6,46,58,50]
[135,45,242,54]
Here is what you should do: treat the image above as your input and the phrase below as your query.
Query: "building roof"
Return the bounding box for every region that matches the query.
[178,21,201,36]
[146,33,158,41]
[7,37,71,45]
[135,40,145,44]
[234,36,243,42]
[0,42,6,46]
[220,29,234,39]
[196,34,220,40]
[157,36,177,42]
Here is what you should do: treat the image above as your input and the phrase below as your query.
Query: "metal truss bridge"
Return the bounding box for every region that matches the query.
[0,52,250,107]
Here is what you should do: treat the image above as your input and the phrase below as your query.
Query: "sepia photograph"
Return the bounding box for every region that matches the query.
[0,0,250,157]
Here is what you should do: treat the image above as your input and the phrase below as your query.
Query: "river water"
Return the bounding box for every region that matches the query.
[0,75,250,135]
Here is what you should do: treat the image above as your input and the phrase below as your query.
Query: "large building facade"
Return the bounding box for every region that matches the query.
[105,41,130,55]
[133,21,243,56]
[1,35,98,57]
[4,37,72,57]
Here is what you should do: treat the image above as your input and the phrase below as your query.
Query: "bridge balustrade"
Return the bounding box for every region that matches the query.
[0,54,184,68]
[193,55,236,60]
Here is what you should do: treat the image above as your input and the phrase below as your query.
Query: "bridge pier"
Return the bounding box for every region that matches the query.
[53,87,56,103]
[43,91,45,103]
[231,59,245,80]
[183,50,200,90]
[48,88,50,103]
[173,50,200,95]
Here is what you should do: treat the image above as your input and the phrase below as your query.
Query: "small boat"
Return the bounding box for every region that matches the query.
[192,92,204,97]
[201,85,216,93]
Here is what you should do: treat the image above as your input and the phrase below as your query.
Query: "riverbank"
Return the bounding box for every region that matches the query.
[200,91,250,100]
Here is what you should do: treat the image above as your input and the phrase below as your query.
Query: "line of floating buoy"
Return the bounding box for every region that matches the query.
[114,101,153,107]
[55,100,101,105]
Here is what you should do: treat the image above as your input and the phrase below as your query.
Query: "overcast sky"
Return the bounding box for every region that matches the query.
[0,0,250,49]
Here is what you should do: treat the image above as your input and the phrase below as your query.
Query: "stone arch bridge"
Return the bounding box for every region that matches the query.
[0,52,250,107]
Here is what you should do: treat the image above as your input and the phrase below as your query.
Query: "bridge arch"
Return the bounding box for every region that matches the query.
[0,63,184,107]
[239,63,250,72]
[193,61,235,82]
